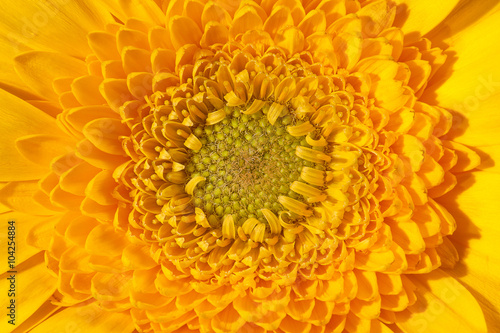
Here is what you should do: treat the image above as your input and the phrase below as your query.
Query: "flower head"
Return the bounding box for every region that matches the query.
[0,0,499,332]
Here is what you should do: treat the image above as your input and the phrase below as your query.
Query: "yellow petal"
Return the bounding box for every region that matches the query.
[9,299,60,333]
[211,304,246,333]
[59,162,101,196]
[201,22,229,48]
[357,0,395,38]
[72,75,107,106]
[475,144,500,173]
[14,51,86,101]
[392,0,460,44]
[0,0,113,58]
[121,46,151,74]
[88,31,120,61]
[169,16,203,50]
[16,134,75,166]
[230,5,264,39]
[99,79,135,112]
[440,171,500,330]
[65,105,120,133]
[0,90,64,181]
[0,253,56,331]
[85,224,129,256]
[82,118,129,156]
[423,3,500,146]
[264,6,294,38]
[396,269,487,332]
[30,301,135,333]
[85,170,117,206]
[0,181,58,215]
[332,32,362,71]
[0,212,43,274]
[275,26,305,55]
[122,244,157,270]
[99,0,164,25]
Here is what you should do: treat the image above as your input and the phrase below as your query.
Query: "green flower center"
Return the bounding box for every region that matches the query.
[186,108,312,226]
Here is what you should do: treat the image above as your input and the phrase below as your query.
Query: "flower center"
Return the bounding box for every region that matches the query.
[186,107,310,227]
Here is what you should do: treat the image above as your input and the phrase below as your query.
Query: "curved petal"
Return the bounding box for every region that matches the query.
[0,212,43,274]
[422,3,500,146]
[0,253,57,331]
[392,0,461,43]
[0,89,64,181]
[396,269,487,332]
[439,171,500,331]
[99,0,165,25]
[0,181,59,215]
[14,51,86,101]
[0,0,114,58]
[29,301,135,333]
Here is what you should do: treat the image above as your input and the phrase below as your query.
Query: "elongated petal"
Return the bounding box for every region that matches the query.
[30,301,135,333]
[14,51,86,101]
[393,0,460,43]
[424,3,500,145]
[440,171,500,330]
[0,0,113,58]
[396,269,487,332]
[0,212,42,274]
[0,253,56,331]
[0,90,63,181]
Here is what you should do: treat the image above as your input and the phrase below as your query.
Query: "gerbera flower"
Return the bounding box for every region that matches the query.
[1,0,499,332]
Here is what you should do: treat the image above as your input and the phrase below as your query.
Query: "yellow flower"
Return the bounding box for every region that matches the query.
[1,0,499,332]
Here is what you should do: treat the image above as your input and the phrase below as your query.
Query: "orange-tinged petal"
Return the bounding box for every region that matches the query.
[333,31,362,71]
[357,0,395,38]
[264,6,294,38]
[30,301,135,333]
[169,16,203,50]
[230,6,264,39]
[275,26,305,55]
[201,22,229,48]
[211,304,247,333]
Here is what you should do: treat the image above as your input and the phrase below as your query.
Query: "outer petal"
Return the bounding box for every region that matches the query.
[99,0,165,25]
[14,51,86,101]
[0,0,114,58]
[396,269,487,332]
[392,0,460,43]
[439,171,500,331]
[423,3,500,146]
[29,301,135,333]
[0,89,64,181]
[0,253,57,331]
[0,212,43,274]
